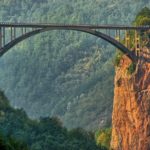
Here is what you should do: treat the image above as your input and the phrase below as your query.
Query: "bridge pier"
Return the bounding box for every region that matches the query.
[11,27,13,41]
[135,30,141,57]
[10,27,16,41]
[0,27,2,49]
[21,28,24,35]
[2,27,5,47]
[115,30,121,42]
[24,28,26,34]
[13,27,16,39]
[125,30,130,49]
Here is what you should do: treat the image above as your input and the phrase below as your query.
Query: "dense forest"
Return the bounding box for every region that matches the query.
[0,0,150,130]
[0,90,110,150]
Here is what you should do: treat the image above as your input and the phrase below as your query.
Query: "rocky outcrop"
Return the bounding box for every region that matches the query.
[111,47,150,150]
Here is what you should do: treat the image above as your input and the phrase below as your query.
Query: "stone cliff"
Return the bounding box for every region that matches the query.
[111,47,150,150]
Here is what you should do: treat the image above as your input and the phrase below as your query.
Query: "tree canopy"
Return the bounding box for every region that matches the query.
[134,7,150,25]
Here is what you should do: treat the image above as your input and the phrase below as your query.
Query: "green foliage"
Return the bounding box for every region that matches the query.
[95,128,112,149]
[114,52,123,67]
[7,137,29,150]
[134,7,150,48]
[0,91,107,150]
[134,7,150,26]
[127,63,136,75]
[0,132,29,150]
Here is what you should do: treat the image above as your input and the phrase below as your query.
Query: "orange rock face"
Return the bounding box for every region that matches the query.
[111,47,150,150]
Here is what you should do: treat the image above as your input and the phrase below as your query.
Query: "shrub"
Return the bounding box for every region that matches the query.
[95,128,112,149]
[114,52,123,67]
[127,63,136,74]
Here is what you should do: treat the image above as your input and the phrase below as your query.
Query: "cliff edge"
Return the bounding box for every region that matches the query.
[111,47,150,150]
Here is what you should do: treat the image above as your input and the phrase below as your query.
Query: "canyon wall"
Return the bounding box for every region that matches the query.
[111,47,150,150]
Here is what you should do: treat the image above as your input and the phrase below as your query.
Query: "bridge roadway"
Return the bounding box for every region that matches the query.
[0,22,150,30]
[0,22,150,62]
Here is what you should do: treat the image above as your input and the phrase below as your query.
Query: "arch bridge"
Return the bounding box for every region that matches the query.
[0,22,150,62]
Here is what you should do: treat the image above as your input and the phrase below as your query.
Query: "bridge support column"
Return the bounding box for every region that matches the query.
[115,30,120,51]
[106,29,111,36]
[2,27,5,47]
[24,28,26,34]
[0,27,2,49]
[125,30,130,49]
[135,30,141,57]
[13,27,16,39]
[21,28,24,35]
[32,28,35,31]
[11,27,13,41]
[115,30,120,42]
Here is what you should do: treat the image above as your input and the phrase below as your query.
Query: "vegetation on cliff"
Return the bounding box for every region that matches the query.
[115,7,150,74]
[127,63,136,74]
[134,7,150,47]
[134,7,150,26]
[114,52,123,67]
[128,7,150,75]
[95,128,111,149]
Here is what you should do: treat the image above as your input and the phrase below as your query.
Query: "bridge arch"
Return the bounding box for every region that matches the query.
[0,27,137,62]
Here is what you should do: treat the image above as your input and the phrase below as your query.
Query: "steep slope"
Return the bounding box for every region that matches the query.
[111,47,150,149]
[0,0,150,130]
[0,90,106,150]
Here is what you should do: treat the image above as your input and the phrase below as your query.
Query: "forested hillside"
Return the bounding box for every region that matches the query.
[0,90,107,150]
[0,0,150,130]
